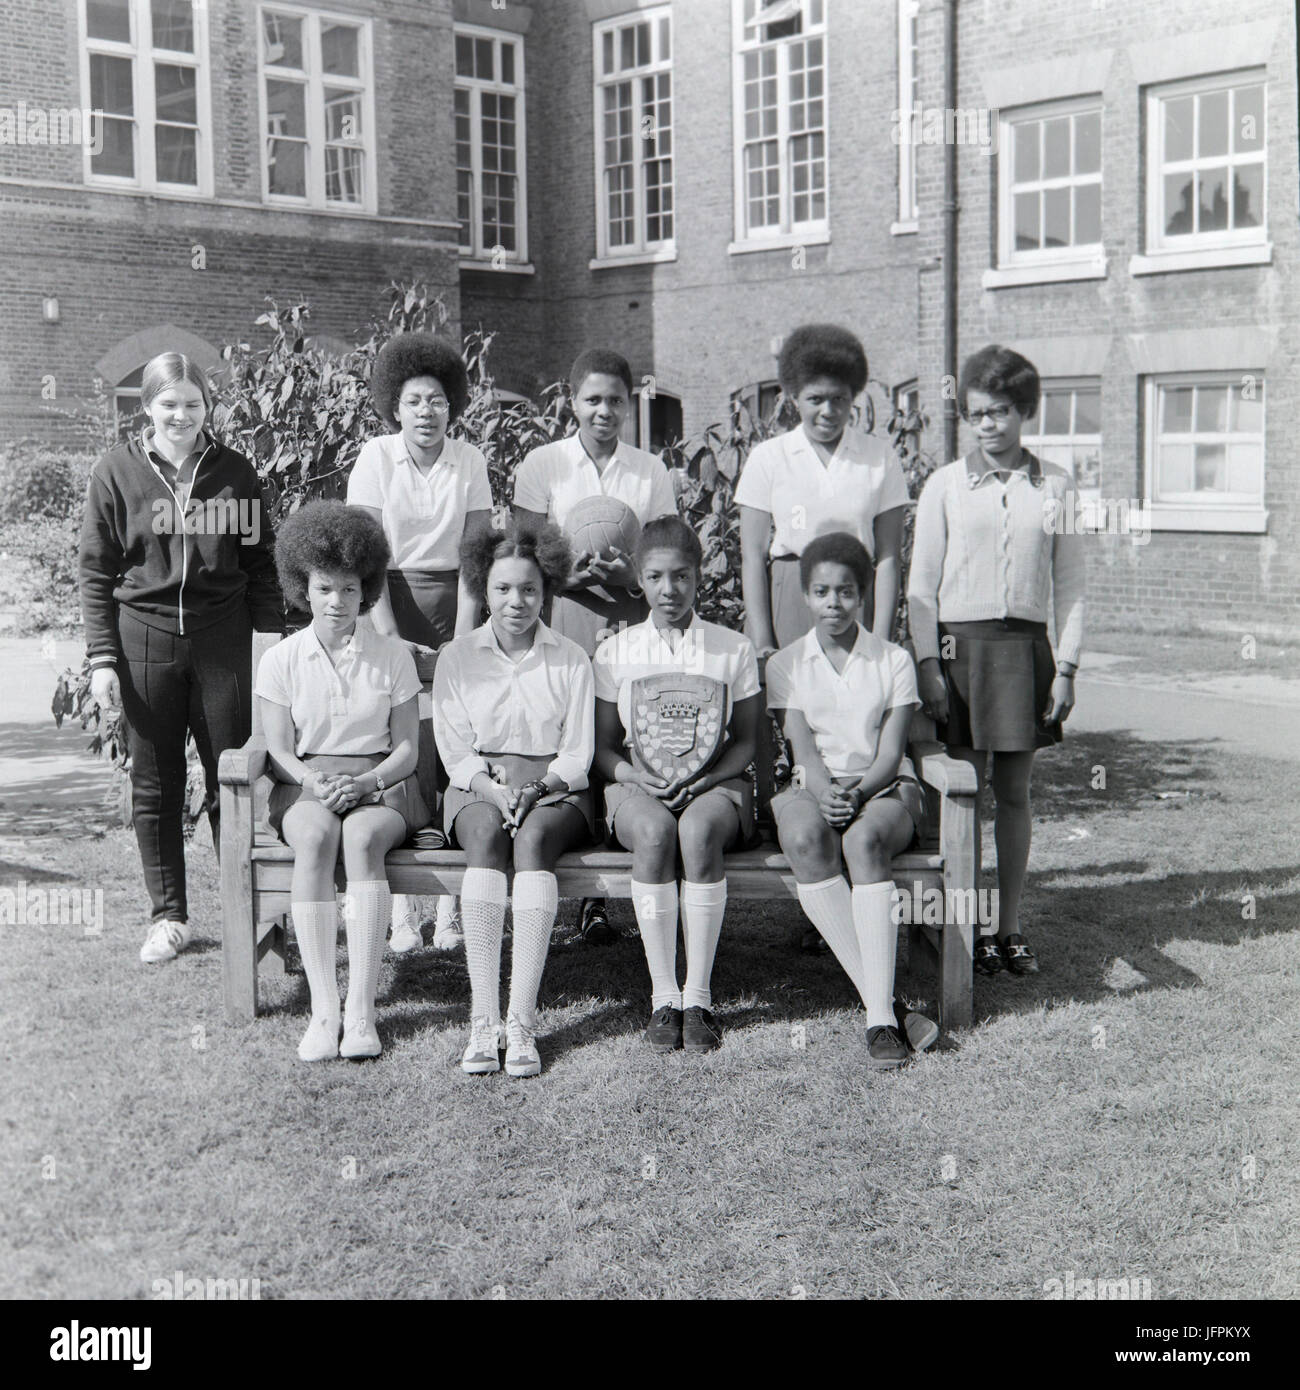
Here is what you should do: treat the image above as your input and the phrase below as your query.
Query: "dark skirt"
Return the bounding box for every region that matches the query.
[547,584,648,658]
[603,774,757,852]
[771,776,926,843]
[442,752,595,847]
[938,619,1063,752]
[267,753,431,841]
[387,569,460,648]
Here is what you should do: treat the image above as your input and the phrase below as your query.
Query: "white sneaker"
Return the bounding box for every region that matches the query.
[340,1016,381,1059]
[432,896,462,951]
[139,919,192,963]
[389,915,423,954]
[297,1015,341,1063]
[505,1013,541,1078]
[461,1016,501,1074]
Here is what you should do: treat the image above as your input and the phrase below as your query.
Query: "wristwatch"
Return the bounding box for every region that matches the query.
[520,778,550,800]
[373,773,387,793]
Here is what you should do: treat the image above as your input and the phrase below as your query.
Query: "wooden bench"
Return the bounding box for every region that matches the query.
[218,630,979,1031]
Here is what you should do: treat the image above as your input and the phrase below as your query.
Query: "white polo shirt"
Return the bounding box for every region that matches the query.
[255,624,421,757]
[593,613,761,743]
[346,432,493,571]
[431,620,595,792]
[766,624,919,779]
[512,432,677,532]
[733,426,910,558]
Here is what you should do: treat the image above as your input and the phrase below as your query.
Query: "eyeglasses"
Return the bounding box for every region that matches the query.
[402,398,450,414]
[963,405,1015,423]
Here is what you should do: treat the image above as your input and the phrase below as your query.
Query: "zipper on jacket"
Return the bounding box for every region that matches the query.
[147,435,214,637]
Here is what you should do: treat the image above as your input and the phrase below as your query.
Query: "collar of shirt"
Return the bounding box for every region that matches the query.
[472,619,560,660]
[305,621,366,666]
[965,448,1044,489]
[564,429,633,480]
[142,427,209,473]
[393,432,457,472]
[643,611,699,655]
[786,424,882,469]
[798,621,880,672]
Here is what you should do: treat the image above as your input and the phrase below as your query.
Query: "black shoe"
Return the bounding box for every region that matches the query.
[645,1005,683,1051]
[1002,934,1039,975]
[800,926,830,954]
[866,1024,909,1070]
[682,1006,722,1053]
[894,996,939,1052]
[973,935,1006,976]
[579,897,616,945]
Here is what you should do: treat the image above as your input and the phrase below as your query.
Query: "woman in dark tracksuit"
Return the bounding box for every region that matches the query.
[79,352,283,963]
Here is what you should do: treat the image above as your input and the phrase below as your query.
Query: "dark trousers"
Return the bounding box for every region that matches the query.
[118,606,252,922]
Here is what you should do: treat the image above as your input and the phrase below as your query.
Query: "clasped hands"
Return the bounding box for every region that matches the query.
[569,548,636,590]
[303,770,379,814]
[625,764,712,813]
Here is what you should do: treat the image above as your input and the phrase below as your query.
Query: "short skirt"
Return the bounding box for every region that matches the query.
[603,773,758,852]
[267,753,431,841]
[387,568,460,648]
[938,618,1063,752]
[442,752,595,846]
[771,775,926,842]
[548,584,648,658]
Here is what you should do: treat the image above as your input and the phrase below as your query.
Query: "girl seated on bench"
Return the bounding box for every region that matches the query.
[256,502,426,1063]
[766,533,934,1070]
[592,516,762,1054]
[432,521,595,1078]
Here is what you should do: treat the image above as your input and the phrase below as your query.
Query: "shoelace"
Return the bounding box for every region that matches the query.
[345,1018,372,1035]
[506,1017,536,1052]
[468,1018,498,1055]
[148,922,185,951]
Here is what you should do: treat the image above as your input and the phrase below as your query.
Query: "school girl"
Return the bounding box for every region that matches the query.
[79,351,283,963]
[432,521,595,1078]
[767,533,936,1069]
[348,331,493,954]
[907,344,1084,977]
[256,502,426,1061]
[592,515,761,1052]
[514,346,677,944]
[736,323,909,653]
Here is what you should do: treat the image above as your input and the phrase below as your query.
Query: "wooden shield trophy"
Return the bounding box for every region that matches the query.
[629,674,728,782]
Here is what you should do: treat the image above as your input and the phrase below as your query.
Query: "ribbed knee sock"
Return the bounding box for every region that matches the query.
[343,880,391,1023]
[851,881,897,1029]
[795,874,868,1003]
[291,899,339,1021]
[461,867,508,1024]
[681,879,727,1010]
[508,870,558,1028]
[631,878,680,1010]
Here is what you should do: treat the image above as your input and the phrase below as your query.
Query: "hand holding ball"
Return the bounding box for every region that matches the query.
[565,495,642,563]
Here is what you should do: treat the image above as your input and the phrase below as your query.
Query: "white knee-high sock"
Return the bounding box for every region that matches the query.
[292,900,339,1020]
[631,878,681,1010]
[461,867,508,1024]
[508,870,558,1028]
[851,881,897,1029]
[681,879,727,1011]
[795,874,868,1004]
[344,880,391,1023]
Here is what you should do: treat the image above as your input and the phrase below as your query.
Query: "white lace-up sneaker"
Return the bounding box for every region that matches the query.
[139,919,192,963]
[340,1016,381,1059]
[432,896,462,950]
[461,1016,501,1074]
[389,906,423,954]
[505,1013,541,1078]
[297,1015,341,1062]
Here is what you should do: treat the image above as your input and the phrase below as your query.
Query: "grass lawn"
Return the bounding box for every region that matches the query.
[1,729,1297,1300]
[1089,626,1297,682]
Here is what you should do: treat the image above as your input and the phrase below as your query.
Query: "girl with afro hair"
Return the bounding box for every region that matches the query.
[431,520,596,1077]
[348,331,493,955]
[735,323,910,654]
[255,501,427,1062]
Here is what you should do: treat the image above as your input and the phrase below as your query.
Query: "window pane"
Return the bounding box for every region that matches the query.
[636,21,649,67]
[1075,181,1101,244]
[1014,192,1039,250]
[92,117,134,176]
[1231,381,1264,432]
[1074,387,1101,434]
[87,0,131,42]
[267,139,305,196]
[1193,443,1226,490]
[602,30,614,77]
[1162,386,1194,433]
[1158,443,1193,494]
[475,37,493,80]
[1234,84,1264,153]
[325,146,363,202]
[1195,386,1228,433]
[266,79,306,138]
[1075,448,1101,493]
[1198,89,1228,158]
[1075,111,1100,174]
[1043,186,1070,247]
[1227,443,1262,496]
[456,34,474,77]
[155,123,196,183]
[1043,117,1070,178]
[321,23,360,77]
[1163,173,1194,236]
[1042,391,1071,435]
[1233,165,1262,229]
[500,42,514,85]
[1164,96,1193,162]
[151,0,193,52]
[1197,167,1228,232]
[155,63,196,125]
[1013,122,1038,182]
[264,12,302,68]
[660,15,670,60]
[90,52,134,116]
[324,88,361,142]
[620,26,635,70]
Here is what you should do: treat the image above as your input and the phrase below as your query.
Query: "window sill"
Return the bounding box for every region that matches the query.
[1146,505,1267,533]
[1129,243,1272,275]
[982,257,1106,288]
[890,219,919,236]
[589,249,678,270]
[727,229,830,256]
[458,258,536,275]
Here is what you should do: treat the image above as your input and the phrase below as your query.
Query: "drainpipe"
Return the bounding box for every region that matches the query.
[942,0,958,463]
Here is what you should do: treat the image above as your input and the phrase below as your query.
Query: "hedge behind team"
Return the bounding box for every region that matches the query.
[78,332,1082,1062]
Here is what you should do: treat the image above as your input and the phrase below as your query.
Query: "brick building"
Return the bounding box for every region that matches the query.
[1,0,1296,635]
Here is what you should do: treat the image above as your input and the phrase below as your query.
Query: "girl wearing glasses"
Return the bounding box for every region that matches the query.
[348,332,493,953]
[907,345,1084,978]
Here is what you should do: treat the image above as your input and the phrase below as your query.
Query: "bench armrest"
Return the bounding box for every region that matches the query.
[910,740,979,798]
[218,739,269,787]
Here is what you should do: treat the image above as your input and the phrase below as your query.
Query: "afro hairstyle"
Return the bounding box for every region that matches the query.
[273,500,391,614]
[371,331,470,429]
[568,347,634,399]
[958,344,1041,419]
[460,517,574,606]
[777,324,869,397]
[799,531,874,595]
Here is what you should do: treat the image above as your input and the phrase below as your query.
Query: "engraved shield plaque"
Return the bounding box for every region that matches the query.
[629,673,728,782]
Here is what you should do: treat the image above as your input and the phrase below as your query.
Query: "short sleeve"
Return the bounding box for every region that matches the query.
[648,458,678,520]
[732,438,775,512]
[592,639,619,703]
[346,439,385,509]
[511,448,550,514]
[253,642,291,706]
[886,644,920,709]
[765,647,797,711]
[877,448,911,514]
[730,635,762,702]
[389,641,421,706]
[464,443,494,513]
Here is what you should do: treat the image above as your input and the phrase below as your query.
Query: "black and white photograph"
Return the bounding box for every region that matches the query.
[0,0,1296,1335]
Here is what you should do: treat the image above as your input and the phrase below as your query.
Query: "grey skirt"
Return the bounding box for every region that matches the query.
[267,753,431,841]
[938,619,1063,752]
[387,568,460,648]
[442,752,595,846]
[547,584,648,659]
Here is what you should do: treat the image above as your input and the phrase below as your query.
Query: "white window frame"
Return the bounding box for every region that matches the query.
[591,7,675,267]
[622,385,684,452]
[79,0,213,196]
[257,4,377,215]
[892,378,920,419]
[893,0,918,233]
[1141,70,1267,271]
[1143,370,1266,532]
[455,23,528,266]
[1022,377,1103,522]
[730,0,830,254]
